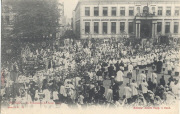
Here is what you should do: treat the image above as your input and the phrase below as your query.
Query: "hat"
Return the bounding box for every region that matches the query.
[160,85,163,88]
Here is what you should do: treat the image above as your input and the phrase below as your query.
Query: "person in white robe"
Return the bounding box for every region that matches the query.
[139,71,146,84]
[130,79,138,97]
[128,63,134,73]
[106,86,113,103]
[123,83,132,99]
[150,72,157,92]
[73,77,81,87]
[169,80,179,96]
[53,91,59,101]
[115,69,124,87]
[60,85,67,98]
[78,94,84,105]
[42,89,51,102]
[141,80,148,96]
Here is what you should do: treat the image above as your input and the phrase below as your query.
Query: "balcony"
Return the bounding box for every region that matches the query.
[136,13,155,17]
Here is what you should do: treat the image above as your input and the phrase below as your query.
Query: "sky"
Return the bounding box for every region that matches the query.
[59,0,79,18]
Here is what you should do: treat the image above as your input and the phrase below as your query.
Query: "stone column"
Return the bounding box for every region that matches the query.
[152,23,154,38]
[154,23,157,37]
[162,20,165,35]
[125,20,128,35]
[152,21,157,38]
[170,21,174,34]
[139,23,141,38]
[136,21,141,38]
[90,21,94,38]
[116,22,119,35]
[99,21,102,35]
[108,21,111,35]
[136,23,138,38]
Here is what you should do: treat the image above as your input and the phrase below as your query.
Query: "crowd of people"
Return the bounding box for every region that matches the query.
[1,38,180,108]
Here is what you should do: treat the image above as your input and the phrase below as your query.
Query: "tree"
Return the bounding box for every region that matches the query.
[1,0,61,65]
[10,0,60,38]
[61,30,78,40]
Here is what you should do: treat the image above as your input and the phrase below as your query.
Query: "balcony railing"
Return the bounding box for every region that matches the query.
[136,13,155,17]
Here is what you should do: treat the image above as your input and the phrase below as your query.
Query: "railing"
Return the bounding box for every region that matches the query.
[136,13,155,17]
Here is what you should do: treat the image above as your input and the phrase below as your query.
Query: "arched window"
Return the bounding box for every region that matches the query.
[143,6,149,14]
[152,7,155,14]
[137,7,140,14]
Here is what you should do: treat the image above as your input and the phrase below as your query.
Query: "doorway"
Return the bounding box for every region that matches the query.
[140,20,152,38]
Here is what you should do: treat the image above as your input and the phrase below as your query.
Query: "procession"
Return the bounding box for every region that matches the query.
[1,0,180,111]
[1,37,180,109]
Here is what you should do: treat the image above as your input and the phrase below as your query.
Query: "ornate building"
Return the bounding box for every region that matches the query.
[73,0,180,39]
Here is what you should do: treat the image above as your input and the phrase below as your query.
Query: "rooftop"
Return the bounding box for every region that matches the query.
[75,0,179,11]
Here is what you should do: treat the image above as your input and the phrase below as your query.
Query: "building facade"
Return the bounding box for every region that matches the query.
[1,3,16,38]
[73,0,180,39]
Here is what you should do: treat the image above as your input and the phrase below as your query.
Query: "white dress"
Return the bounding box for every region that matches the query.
[43,89,51,102]
[106,89,113,102]
[123,87,132,98]
[130,83,138,96]
[115,70,124,82]
[139,73,146,83]
[151,73,157,84]
[53,91,59,100]
[128,64,133,73]
[141,82,148,94]
[60,85,67,97]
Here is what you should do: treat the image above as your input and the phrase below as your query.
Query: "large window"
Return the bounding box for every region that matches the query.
[152,7,155,15]
[128,22,133,33]
[120,22,125,32]
[157,22,162,33]
[103,7,108,16]
[143,6,149,13]
[166,7,171,16]
[175,7,180,16]
[174,22,179,33]
[165,22,170,33]
[85,7,90,16]
[112,7,116,16]
[111,22,116,34]
[103,22,108,34]
[120,7,125,16]
[85,22,90,34]
[129,7,134,16]
[94,7,99,16]
[158,7,162,16]
[94,22,99,34]
[137,7,140,14]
